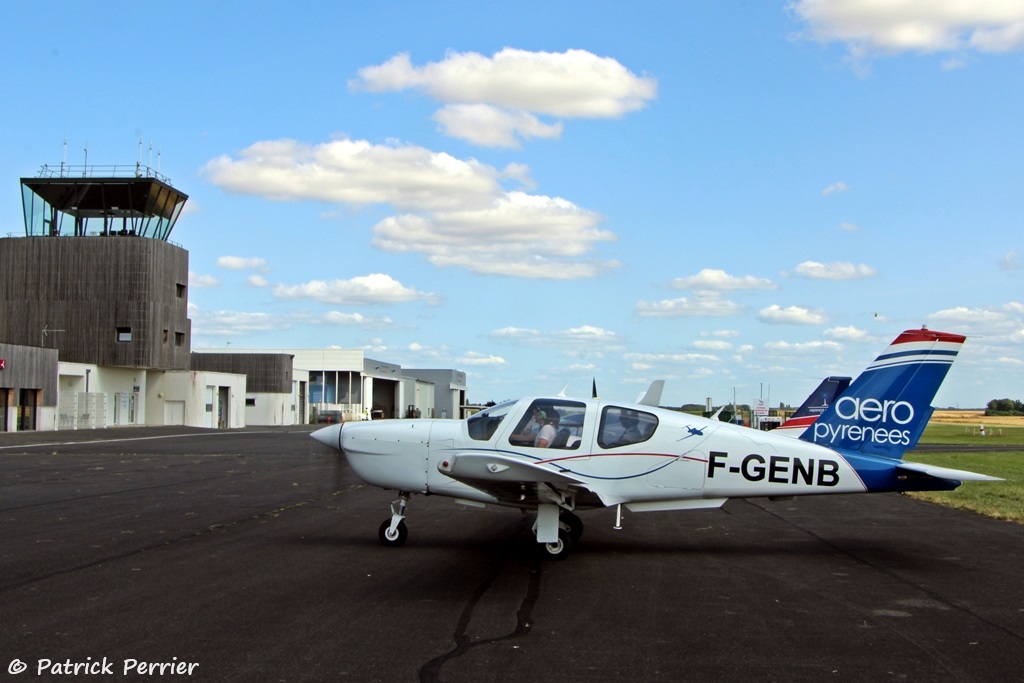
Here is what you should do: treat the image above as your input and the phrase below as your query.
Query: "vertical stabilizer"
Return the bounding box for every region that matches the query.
[798,329,965,459]
[775,375,852,438]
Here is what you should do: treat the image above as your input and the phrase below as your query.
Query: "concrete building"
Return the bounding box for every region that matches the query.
[0,343,58,431]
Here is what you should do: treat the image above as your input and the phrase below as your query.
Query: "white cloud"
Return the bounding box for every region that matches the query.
[351,48,657,119]
[839,222,863,231]
[432,104,563,148]
[791,260,877,280]
[205,137,617,279]
[190,309,286,336]
[371,191,618,278]
[217,256,267,271]
[758,305,828,325]
[824,325,869,341]
[204,138,501,211]
[490,325,624,352]
[273,273,440,306]
[821,181,849,196]
[188,271,220,288]
[636,294,745,318]
[790,0,1024,61]
[701,329,741,338]
[764,339,844,353]
[999,249,1021,270]
[457,352,509,367]
[694,340,733,351]
[321,311,397,328]
[247,275,268,287]
[670,268,777,292]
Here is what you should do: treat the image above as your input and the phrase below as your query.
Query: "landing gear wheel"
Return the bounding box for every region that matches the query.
[559,512,584,543]
[378,519,408,547]
[539,529,573,561]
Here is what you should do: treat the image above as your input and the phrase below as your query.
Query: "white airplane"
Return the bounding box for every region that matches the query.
[311,328,1000,560]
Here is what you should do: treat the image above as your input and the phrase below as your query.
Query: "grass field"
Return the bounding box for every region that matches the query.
[906,413,1024,524]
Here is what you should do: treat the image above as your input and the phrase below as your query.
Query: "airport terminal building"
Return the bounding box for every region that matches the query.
[0,161,466,432]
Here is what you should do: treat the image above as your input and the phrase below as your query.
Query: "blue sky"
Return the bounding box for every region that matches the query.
[2,1,1022,408]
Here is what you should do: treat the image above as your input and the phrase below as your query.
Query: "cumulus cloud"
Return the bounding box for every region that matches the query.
[693,340,733,351]
[764,339,844,353]
[490,325,624,353]
[273,273,440,306]
[217,256,267,271]
[824,325,870,341]
[821,181,849,196]
[188,271,220,288]
[790,260,877,280]
[457,352,509,366]
[371,191,618,278]
[758,305,828,325]
[670,268,777,292]
[790,0,1024,62]
[636,294,745,318]
[999,249,1021,270]
[190,309,288,336]
[351,48,657,116]
[321,311,397,329]
[432,104,563,149]
[204,137,617,279]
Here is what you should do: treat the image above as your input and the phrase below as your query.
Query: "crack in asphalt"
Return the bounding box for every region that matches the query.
[419,522,544,683]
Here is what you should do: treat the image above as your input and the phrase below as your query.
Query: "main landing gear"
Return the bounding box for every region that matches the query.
[535,509,584,561]
[376,494,585,561]
[378,491,410,547]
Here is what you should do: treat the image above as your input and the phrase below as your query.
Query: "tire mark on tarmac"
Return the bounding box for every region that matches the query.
[0,483,364,592]
[419,521,543,683]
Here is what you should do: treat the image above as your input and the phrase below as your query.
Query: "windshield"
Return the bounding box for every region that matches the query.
[467,400,517,441]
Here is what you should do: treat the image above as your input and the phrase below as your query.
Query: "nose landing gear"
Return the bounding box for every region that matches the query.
[378,491,411,547]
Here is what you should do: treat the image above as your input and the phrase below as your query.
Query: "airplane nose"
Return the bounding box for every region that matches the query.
[311,423,343,450]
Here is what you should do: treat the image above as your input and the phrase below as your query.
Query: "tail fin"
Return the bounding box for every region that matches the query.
[775,375,852,438]
[798,328,965,459]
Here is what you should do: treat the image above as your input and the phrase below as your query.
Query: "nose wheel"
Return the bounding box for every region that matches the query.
[378,492,411,547]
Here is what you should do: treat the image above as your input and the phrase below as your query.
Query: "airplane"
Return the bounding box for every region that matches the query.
[311,328,1001,560]
[773,375,852,438]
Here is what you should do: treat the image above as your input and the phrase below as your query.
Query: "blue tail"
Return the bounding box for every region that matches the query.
[798,328,965,459]
[775,375,851,438]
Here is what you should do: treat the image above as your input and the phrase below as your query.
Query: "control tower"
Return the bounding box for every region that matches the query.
[0,162,192,370]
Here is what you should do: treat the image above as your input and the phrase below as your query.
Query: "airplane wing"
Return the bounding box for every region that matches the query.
[896,461,1004,482]
[438,453,608,507]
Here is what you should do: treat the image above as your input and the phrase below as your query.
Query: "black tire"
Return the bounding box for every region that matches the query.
[378,519,408,547]
[559,512,584,543]
[539,529,573,560]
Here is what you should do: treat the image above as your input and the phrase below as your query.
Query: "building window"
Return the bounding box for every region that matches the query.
[163,329,169,343]
[176,283,186,298]
[245,398,256,406]
[116,326,132,342]
[175,332,185,347]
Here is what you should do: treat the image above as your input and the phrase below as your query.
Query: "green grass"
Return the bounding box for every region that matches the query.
[905,451,1024,523]
[917,422,1024,446]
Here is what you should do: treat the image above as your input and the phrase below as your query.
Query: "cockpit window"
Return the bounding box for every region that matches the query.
[508,400,587,449]
[598,406,658,449]
[467,401,515,441]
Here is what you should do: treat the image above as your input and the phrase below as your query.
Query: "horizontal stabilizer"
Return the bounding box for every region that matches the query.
[897,461,1004,483]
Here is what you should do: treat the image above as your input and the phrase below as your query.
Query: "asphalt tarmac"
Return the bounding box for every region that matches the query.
[1,426,1022,682]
